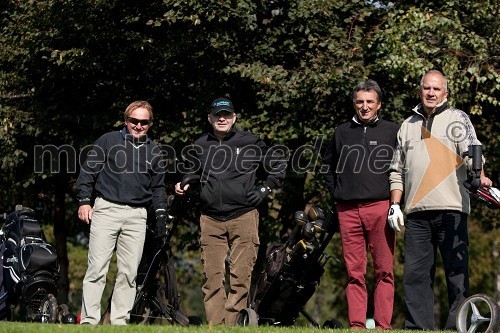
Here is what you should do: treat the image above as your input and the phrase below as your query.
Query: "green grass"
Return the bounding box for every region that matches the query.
[0,322,456,333]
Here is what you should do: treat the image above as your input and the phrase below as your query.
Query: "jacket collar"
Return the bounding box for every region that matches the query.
[120,127,150,144]
[413,100,449,119]
[208,129,237,141]
[351,114,379,126]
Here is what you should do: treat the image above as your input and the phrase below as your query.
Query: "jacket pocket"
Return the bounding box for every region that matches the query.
[200,179,247,211]
[200,182,218,209]
[219,180,247,206]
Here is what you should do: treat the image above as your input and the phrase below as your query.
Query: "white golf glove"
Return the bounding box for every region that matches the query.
[387,204,404,232]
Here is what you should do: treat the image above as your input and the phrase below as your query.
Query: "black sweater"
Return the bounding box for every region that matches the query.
[322,118,399,201]
[76,128,167,211]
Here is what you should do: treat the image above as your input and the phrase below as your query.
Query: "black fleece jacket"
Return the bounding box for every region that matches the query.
[184,130,287,221]
[322,117,399,201]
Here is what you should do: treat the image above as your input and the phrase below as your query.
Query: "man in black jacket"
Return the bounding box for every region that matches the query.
[321,80,399,329]
[175,97,287,325]
[77,101,167,325]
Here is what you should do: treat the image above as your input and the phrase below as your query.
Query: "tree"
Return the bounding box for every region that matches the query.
[1,0,498,325]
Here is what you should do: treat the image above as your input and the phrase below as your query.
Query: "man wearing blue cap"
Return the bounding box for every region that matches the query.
[175,97,287,325]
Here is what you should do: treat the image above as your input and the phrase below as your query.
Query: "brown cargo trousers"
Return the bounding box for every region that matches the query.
[200,209,260,325]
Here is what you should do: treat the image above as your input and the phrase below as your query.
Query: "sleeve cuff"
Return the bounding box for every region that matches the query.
[390,183,404,192]
[78,198,91,206]
[266,177,283,190]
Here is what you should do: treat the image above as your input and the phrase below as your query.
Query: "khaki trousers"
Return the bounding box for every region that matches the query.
[80,197,147,325]
[200,210,260,325]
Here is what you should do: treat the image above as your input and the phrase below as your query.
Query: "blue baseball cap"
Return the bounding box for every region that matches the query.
[210,97,234,115]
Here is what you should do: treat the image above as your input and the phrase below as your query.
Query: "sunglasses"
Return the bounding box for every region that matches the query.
[127,117,151,126]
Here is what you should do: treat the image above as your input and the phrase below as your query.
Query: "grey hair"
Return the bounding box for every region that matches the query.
[352,79,383,102]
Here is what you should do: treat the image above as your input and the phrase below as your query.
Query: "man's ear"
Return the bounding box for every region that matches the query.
[207,113,212,124]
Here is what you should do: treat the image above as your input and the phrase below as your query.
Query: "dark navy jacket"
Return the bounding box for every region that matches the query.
[76,127,167,211]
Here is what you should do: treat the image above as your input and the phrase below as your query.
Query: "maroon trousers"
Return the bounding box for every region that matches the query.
[337,200,395,329]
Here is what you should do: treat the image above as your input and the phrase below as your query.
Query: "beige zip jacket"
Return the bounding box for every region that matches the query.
[389,101,482,214]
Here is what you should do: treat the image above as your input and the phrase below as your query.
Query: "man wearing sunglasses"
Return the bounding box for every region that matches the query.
[76,100,167,325]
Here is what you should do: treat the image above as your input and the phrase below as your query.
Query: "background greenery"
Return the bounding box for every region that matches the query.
[0,0,498,329]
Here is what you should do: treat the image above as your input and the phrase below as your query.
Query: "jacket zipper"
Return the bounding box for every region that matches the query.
[219,140,223,209]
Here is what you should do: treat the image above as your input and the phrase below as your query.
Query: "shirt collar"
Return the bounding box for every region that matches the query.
[120,127,150,144]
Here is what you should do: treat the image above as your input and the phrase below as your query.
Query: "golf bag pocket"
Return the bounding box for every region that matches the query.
[20,243,59,276]
[2,209,59,295]
[3,239,59,287]
[265,243,286,280]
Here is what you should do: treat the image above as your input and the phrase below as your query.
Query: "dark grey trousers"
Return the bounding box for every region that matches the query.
[403,210,469,330]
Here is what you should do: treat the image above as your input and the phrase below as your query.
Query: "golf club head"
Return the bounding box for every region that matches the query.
[302,222,316,240]
[294,210,309,226]
[312,219,326,233]
[307,206,325,221]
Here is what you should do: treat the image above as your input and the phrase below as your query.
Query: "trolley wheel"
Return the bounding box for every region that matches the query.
[39,293,58,323]
[323,318,343,329]
[236,308,258,326]
[188,315,203,325]
[130,300,153,324]
[57,303,69,323]
[456,293,499,333]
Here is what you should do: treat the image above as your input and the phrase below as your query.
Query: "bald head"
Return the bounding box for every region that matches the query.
[419,70,449,116]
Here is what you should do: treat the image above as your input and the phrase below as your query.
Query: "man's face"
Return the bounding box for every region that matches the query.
[353,90,381,124]
[125,107,151,139]
[208,111,236,137]
[420,72,448,115]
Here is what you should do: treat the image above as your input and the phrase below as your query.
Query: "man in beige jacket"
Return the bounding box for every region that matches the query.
[387,70,492,330]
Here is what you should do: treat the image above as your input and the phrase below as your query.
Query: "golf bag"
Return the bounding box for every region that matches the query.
[126,205,191,325]
[0,207,61,322]
[237,205,341,328]
[463,144,500,209]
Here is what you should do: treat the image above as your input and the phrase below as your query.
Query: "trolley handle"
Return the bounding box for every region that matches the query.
[169,174,201,216]
[180,174,201,189]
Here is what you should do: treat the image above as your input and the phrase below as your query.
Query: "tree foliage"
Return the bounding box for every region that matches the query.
[1,0,498,326]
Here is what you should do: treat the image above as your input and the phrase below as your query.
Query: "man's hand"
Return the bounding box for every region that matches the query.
[174,182,190,196]
[247,185,271,206]
[78,205,93,224]
[387,204,404,232]
[480,175,493,187]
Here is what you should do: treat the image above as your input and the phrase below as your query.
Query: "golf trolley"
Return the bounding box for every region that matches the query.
[236,205,342,328]
[101,174,202,325]
[455,145,500,333]
[0,206,73,323]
